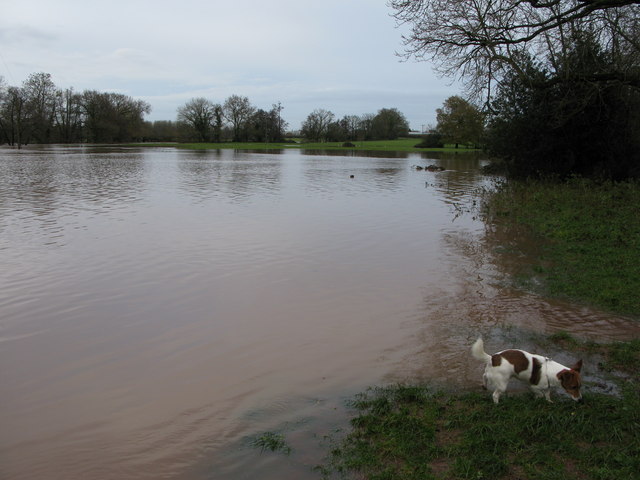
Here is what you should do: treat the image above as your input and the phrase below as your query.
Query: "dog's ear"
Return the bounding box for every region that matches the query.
[571,359,583,372]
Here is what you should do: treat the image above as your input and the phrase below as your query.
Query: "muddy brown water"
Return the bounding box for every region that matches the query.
[1,146,638,479]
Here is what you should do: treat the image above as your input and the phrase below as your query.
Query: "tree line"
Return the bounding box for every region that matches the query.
[175,95,287,143]
[175,99,411,143]
[299,107,410,142]
[0,73,414,146]
[0,73,151,146]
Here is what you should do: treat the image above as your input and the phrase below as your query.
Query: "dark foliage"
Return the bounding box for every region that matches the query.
[487,36,640,180]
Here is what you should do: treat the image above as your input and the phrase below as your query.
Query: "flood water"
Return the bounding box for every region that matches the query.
[1,146,638,479]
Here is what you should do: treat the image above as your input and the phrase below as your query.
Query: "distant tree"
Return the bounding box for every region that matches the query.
[371,108,410,140]
[22,72,58,143]
[81,91,114,142]
[248,109,271,142]
[358,113,375,140]
[435,96,484,148]
[223,95,255,141]
[325,120,347,142]
[143,120,178,142]
[247,104,288,142]
[212,104,224,142]
[301,108,335,142]
[0,76,9,144]
[341,115,361,141]
[0,85,32,147]
[272,102,286,141]
[177,97,217,142]
[325,115,362,142]
[81,91,150,143]
[54,87,83,143]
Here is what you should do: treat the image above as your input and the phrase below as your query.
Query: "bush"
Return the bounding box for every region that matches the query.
[414,133,444,148]
[487,35,640,180]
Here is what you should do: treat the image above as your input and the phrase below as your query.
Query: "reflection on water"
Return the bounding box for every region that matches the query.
[178,150,283,202]
[0,146,637,480]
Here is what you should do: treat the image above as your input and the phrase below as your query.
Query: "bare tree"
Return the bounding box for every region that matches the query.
[55,87,83,143]
[177,97,218,142]
[390,0,640,101]
[358,113,376,140]
[300,109,335,142]
[341,115,361,140]
[82,90,151,143]
[22,72,58,143]
[223,95,255,141]
[0,85,31,147]
[272,101,286,141]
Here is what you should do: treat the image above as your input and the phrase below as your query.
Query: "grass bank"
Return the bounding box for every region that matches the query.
[173,138,479,153]
[483,178,640,316]
[318,336,639,480]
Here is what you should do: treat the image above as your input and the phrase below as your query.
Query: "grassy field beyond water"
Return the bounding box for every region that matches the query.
[173,138,477,153]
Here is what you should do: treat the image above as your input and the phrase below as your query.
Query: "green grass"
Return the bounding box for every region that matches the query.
[321,376,640,479]
[172,138,478,153]
[483,178,640,316]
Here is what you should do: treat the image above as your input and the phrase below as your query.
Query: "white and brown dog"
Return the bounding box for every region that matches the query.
[472,338,583,404]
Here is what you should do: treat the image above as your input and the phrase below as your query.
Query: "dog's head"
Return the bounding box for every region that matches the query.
[557,359,583,402]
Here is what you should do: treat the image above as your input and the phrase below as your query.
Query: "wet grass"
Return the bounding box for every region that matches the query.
[546,332,640,380]
[484,178,640,316]
[318,338,640,480]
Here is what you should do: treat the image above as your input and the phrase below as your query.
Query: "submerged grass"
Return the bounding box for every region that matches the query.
[250,431,292,455]
[321,355,640,480]
[484,178,640,316]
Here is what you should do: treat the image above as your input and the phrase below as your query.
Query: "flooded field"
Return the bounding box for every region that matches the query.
[1,146,638,479]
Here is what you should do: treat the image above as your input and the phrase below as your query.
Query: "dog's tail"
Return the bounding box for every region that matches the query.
[471,337,491,362]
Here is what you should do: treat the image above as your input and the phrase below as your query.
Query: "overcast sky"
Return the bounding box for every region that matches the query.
[0,0,461,131]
